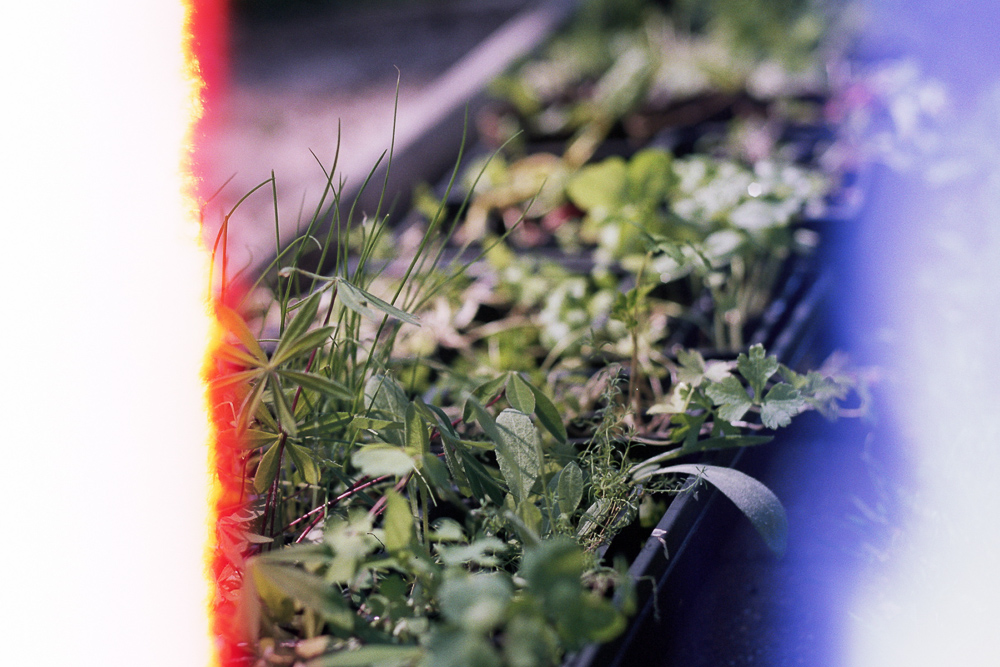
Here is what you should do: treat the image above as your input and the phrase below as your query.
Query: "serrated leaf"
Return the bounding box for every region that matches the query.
[383,490,414,553]
[525,381,567,443]
[676,348,707,386]
[337,279,420,325]
[494,409,542,504]
[254,441,282,494]
[351,445,415,478]
[657,464,787,556]
[737,344,779,398]
[760,383,806,429]
[279,370,354,401]
[506,373,535,414]
[705,376,752,422]
[555,462,584,516]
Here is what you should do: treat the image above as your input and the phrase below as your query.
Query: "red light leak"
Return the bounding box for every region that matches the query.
[185,2,251,665]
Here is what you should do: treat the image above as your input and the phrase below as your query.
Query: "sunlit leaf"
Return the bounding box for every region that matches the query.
[251,560,355,633]
[383,490,414,553]
[271,327,334,367]
[285,442,320,485]
[351,445,414,478]
[337,279,420,325]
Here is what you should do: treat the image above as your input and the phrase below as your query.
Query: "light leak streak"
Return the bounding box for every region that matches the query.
[4,1,219,666]
[845,2,1000,664]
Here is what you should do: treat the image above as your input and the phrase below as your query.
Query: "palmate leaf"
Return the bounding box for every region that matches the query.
[273,291,322,361]
[653,464,788,556]
[336,278,420,326]
[217,304,268,364]
[280,370,354,401]
[269,372,298,437]
[271,326,335,367]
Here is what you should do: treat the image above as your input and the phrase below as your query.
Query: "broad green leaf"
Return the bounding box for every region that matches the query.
[627,147,673,204]
[566,157,627,213]
[420,452,453,495]
[658,464,787,556]
[439,572,512,632]
[306,645,422,667]
[217,304,268,364]
[351,445,415,478]
[760,383,806,429]
[337,279,420,325]
[525,381,567,443]
[254,441,282,494]
[505,373,535,414]
[251,560,355,633]
[404,402,430,455]
[680,434,773,455]
[285,442,320,485]
[494,409,542,504]
[279,370,353,401]
[271,327,334,367]
[383,490,414,553]
[737,344,779,399]
[705,376,753,422]
[555,461,584,516]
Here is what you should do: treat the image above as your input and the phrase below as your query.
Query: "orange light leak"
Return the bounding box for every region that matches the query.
[4,1,225,666]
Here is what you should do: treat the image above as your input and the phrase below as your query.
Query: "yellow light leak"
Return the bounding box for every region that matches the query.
[4,2,215,666]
